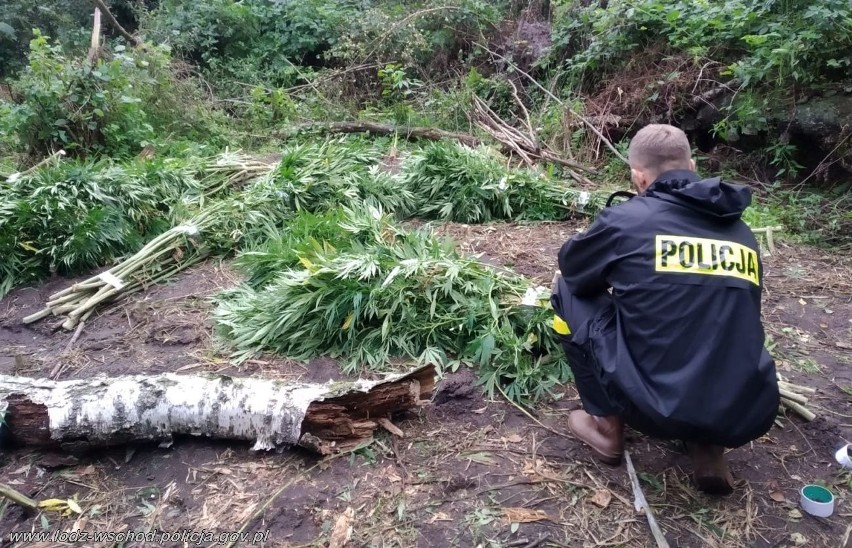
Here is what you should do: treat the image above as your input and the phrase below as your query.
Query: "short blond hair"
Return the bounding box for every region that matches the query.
[628,124,692,177]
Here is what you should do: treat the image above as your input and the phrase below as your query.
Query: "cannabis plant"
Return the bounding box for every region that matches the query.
[0,151,260,297]
[271,138,415,215]
[401,142,570,223]
[215,206,570,403]
[0,161,165,292]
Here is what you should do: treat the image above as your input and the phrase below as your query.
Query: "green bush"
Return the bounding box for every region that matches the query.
[0,0,91,79]
[4,32,151,157]
[552,0,852,89]
[3,32,217,158]
[144,0,356,98]
[330,0,503,70]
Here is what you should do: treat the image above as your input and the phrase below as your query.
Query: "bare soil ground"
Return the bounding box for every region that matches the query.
[1,221,850,548]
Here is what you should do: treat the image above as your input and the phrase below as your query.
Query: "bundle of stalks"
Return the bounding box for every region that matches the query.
[777,374,817,421]
[22,153,277,329]
[196,151,278,196]
[23,206,220,330]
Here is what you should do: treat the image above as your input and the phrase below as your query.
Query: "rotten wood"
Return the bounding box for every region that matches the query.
[0,365,435,456]
[377,417,405,437]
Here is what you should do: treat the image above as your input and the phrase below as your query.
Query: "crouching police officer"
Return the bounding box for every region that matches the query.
[551,124,779,495]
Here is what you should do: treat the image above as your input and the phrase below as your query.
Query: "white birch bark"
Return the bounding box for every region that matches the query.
[0,365,434,453]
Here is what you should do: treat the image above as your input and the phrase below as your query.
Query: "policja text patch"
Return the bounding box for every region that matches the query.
[655,235,759,286]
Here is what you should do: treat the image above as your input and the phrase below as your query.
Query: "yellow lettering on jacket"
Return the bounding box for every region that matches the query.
[655,235,759,286]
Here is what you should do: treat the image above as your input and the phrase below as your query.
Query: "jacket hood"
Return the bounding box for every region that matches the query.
[644,169,752,220]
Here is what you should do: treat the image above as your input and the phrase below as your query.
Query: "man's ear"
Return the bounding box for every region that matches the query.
[630,168,649,192]
[689,158,696,171]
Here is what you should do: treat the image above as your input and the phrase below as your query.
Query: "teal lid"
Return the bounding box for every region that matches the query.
[802,485,833,503]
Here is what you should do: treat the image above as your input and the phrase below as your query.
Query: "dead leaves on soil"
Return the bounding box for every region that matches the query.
[768,481,786,503]
[589,488,613,509]
[329,507,355,548]
[501,507,551,524]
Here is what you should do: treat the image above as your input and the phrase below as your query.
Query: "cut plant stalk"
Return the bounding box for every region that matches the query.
[21,152,279,327]
[777,374,816,421]
[25,217,213,329]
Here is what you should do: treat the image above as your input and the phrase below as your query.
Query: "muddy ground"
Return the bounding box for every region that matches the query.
[1,220,850,548]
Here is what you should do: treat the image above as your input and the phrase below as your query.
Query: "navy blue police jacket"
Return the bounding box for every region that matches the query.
[557,169,780,447]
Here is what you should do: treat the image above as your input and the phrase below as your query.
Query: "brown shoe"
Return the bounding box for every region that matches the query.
[687,443,735,495]
[567,410,624,465]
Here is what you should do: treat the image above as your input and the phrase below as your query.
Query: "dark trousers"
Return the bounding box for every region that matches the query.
[551,288,626,417]
[552,284,680,440]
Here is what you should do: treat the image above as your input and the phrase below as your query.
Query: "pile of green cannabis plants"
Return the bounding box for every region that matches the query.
[0,158,201,297]
[214,206,570,404]
[20,152,280,327]
[191,139,405,255]
[271,138,416,216]
[17,138,402,323]
[2,149,273,296]
[400,142,605,223]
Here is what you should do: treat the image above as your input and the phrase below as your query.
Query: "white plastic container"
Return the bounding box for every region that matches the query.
[800,485,834,518]
[835,444,852,469]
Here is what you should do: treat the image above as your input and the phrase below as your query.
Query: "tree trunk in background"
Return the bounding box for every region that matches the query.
[0,365,436,456]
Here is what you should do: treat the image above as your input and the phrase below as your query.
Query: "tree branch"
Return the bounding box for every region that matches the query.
[0,483,37,510]
[475,42,629,165]
[278,121,483,148]
[91,0,141,46]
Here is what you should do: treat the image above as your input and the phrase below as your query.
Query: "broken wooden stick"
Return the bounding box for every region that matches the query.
[0,365,435,456]
[624,450,670,548]
[86,6,102,63]
[750,225,783,254]
[91,0,141,46]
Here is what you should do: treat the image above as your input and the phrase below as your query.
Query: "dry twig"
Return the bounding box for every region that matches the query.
[471,95,597,185]
[0,483,38,510]
[624,451,669,548]
[475,42,628,165]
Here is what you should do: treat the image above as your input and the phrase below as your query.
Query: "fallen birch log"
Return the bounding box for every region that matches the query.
[0,365,435,456]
